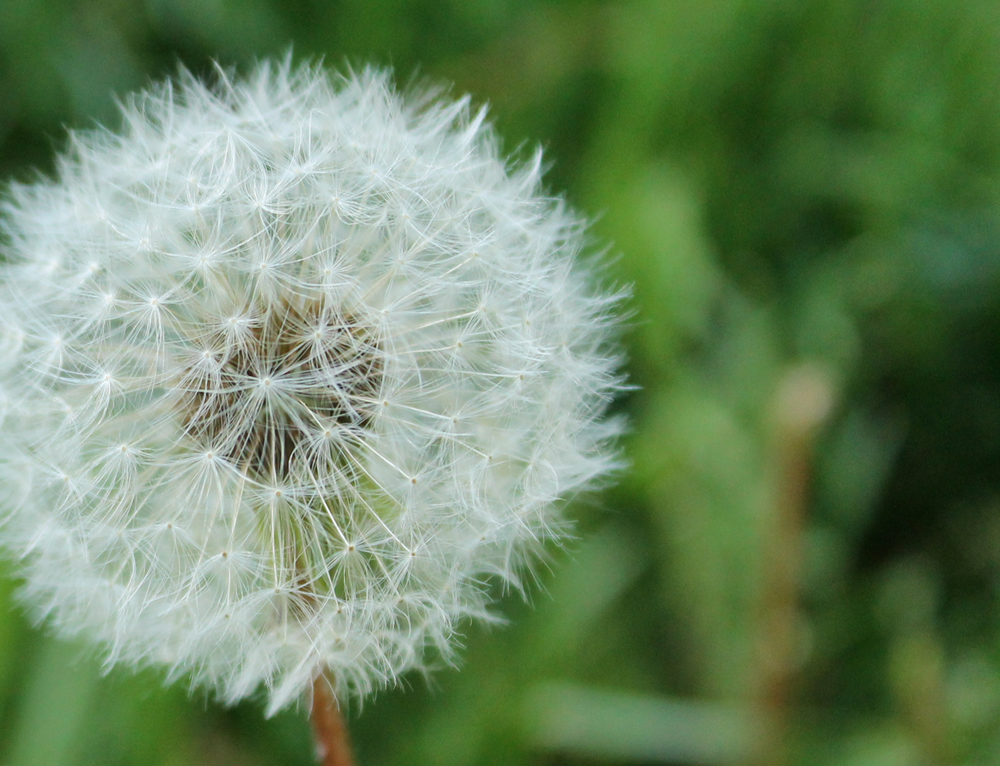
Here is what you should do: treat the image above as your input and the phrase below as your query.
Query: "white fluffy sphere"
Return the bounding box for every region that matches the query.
[0,59,622,713]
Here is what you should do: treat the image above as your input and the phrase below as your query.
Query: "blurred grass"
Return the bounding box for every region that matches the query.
[4,1,1000,764]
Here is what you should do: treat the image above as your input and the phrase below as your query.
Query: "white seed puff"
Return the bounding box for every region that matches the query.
[0,59,623,713]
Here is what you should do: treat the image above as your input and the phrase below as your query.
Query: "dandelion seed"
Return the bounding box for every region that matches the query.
[0,58,624,716]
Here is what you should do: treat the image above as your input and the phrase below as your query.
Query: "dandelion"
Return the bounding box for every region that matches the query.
[0,57,623,750]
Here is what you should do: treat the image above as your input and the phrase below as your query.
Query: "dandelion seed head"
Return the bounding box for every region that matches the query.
[0,58,624,714]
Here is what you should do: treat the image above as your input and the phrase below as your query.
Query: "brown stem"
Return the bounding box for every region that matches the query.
[310,674,356,766]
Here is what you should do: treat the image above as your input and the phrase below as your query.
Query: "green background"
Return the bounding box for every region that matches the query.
[3,1,1000,764]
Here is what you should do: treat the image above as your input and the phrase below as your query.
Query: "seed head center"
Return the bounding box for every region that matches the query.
[180,300,382,481]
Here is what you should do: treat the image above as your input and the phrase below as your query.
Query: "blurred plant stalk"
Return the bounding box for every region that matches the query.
[751,364,834,766]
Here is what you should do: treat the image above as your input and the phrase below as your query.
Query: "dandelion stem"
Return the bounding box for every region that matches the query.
[311,674,355,766]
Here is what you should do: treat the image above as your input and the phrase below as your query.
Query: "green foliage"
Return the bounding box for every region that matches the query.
[3,1,1000,763]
